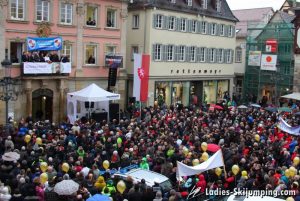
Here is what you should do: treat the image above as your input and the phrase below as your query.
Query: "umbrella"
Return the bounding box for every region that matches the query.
[237,105,247,109]
[2,152,20,161]
[214,105,223,110]
[54,180,79,195]
[207,144,220,152]
[87,194,110,201]
[81,167,90,178]
[278,107,292,113]
[264,107,277,113]
[250,103,261,108]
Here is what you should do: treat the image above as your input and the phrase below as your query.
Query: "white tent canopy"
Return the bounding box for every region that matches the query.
[67,83,120,124]
[281,92,300,101]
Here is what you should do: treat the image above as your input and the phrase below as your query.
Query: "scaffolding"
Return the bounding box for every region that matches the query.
[243,18,294,105]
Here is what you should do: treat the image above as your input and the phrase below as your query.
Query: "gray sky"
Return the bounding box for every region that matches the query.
[227,0,286,11]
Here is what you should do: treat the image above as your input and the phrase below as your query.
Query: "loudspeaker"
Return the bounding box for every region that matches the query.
[109,103,119,122]
[85,102,94,108]
[108,68,117,87]
[176,103,183,111]
[129,97,136,104]
[92,112,108,123]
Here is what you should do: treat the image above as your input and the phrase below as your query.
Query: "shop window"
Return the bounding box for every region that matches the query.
[85,44,97,65]
[132,14,139,29]
[107,9,117,28]
[36,0,50,22]
[10,0,25,20]
[60,3,72,25]
[10,42,23,64]
[168,16,175,30]
[86,6,97,26]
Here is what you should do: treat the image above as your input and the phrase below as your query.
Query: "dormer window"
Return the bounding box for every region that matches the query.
[202,0,207,9]
[170,0,176,3]
[187,0,192,6]
[216,0,221,12]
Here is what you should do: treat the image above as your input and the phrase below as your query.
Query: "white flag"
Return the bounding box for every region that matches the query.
[177,150,224,177]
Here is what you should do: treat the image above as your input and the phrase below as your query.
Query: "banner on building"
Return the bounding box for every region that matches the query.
[23,62,71,74]
[261,54,277,71]
[27,37,63,51]
[248,51,261,66]
[105,55,123,68]
[133,54,150,102]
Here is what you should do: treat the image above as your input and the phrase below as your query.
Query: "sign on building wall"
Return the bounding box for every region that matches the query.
[26,37,63,51]
[248,51,262,66]
[260,54,277,71]
[105,55,123,68]
[23,62,71,74]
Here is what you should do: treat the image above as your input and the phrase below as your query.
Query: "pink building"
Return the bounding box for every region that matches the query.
[0,0,128,123]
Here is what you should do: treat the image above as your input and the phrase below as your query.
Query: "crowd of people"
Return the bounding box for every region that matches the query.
[21,51,69,63]
[0,101,300,201]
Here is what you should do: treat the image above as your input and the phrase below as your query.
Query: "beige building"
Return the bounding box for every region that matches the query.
[126,0,238,107]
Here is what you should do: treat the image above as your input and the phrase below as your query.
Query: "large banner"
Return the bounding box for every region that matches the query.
[261,54,277,71]
[278,117,300,136]
[105,55,123,68]
[133,54,150,102]
[27,37,63,51]
[23,62,71,74]
[248,51,261,66]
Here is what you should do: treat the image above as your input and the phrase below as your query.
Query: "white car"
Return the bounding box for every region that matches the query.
[114,168,172,192]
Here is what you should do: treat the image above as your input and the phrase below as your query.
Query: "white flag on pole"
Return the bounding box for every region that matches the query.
[177,150,224,177]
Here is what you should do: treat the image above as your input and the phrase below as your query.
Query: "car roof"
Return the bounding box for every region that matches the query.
[115,168,169,187]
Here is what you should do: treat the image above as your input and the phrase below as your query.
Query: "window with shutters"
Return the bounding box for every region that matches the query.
[201,22,207,34]
[219,24,225,36]
[154,44,162,61]
[226,50,232,63]
[200,47,205,62]
[180,18,187,32]
[209,48,216,62]
[190,46,196,62]
[187,0,192,6]
[155,15,163,29]
[228,26,233,37]
[216,0,221,12]
[218,49,223,63]
[179,46,185,61]
[235,47,242,63]
[167,45,174,61]
[191,20,197,33]
[211,23,217,35]
[202,0,207,9]
[168,16,175,30]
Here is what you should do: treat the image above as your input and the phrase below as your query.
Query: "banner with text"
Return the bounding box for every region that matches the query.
[27,37,63,51]
[278,117,300,136]
[261,54,277,71]
[23,62,71,74]
[105,55,123,68]
[248,51,261,66]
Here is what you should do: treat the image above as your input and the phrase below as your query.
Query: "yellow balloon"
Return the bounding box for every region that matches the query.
[242,170,247,177]
[24,135,31,143]
[62,163,70,172]
[183,147,189,155]
[293,157,300,166]
[192,159,200,166]
[201,152,209,161]
[232,165,240,175]
[254,134,260,142]
[40,162,48,173]
[289,167,296,177]
[215,167,222,176]
[117,180,126,194]
[36,137,42,145]
[201,142,208,152]
[40,173,48,184]
[103,160,110,170]
[285,169,290,177]
[286,197,295,201]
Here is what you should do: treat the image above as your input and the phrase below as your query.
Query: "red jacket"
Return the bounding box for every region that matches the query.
[196,174,206,193]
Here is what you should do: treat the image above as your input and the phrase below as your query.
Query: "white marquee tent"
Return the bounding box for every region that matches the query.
[67,83,120,124]
[281,92,300,101]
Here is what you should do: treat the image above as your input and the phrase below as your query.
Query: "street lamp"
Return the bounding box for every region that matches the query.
[0,49,18,124]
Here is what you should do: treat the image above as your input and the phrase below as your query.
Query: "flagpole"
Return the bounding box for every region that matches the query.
[221,149,227,179]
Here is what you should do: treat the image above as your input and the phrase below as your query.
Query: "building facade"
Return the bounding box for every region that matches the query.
[0,0,128,124]
[126,0,238,107]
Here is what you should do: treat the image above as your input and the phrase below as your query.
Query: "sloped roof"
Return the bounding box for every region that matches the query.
[279,10,295,24]
[128,0,238,22]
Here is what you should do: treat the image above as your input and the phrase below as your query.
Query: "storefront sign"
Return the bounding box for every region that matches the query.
[27,37,63,51]
[105,55,123,68]
[266,39,277,53]
[260,54,277,71]
[23,62,71,74]
[248,51,261,66]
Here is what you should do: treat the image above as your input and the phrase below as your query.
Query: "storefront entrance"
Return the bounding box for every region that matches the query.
[32,89,53,122]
